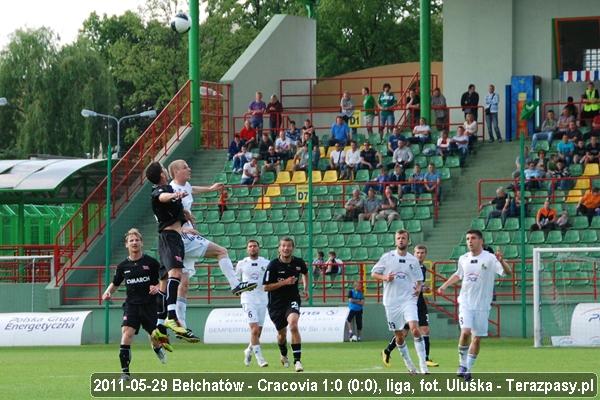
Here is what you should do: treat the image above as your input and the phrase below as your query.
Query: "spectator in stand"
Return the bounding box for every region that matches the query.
[285,120,301,148]
[550,161,575,190]
[450,126,470,166]
[484,84,502,143]
[239,119,257,150]
[524,161,542,190]
[358,187,382,225]
[329,142,346,174]
[339,189,364,222]
[463,112,478,152]
[360,141,383,171]
[300,128,320,169]
[258,131,273,160]
[557,134,575,165]
[362,87,375,135]
[583,136,600,165]
[483,187,511,225]
[556,209,571,233]
[533,150,549,170]
[329,115,351,147]
[554,107,575,140]
[404,164,426,195]
[431,87,448,131]
[275,130,293,162]
[410,117,432,144]
[565,96,579,122]
[531,110,558,150]
[406,87,420,126]
[437,130,451,158]
[341,91,357,136]
[581,81,600,125]
[391,138,414,170]
[378,83,397,135]
[424,163,442,203]
[565,121,583,143]
[266,94,283,141]
[301,118,315,137]
[344,140,361,180]
[577,187,600,225]
[376,186,400,224]
[364,167,389,194]
[590,115,600,139]
[293,143,309,172]
[324,251,344,284]
[241,158,260,185]
[530,200,558,231]
[262,146,281,176]
[573,139,587,165]
[388,163,406,197]
[312,251,326,282]
[461,84,479,120]
[228,134,243,161]
[387,128,406,156]
[218,187,228,217]
[248,91,267,135]
[232,144,253,173]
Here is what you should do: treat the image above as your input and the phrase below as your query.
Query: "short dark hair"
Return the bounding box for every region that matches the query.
[145,162,163,184]
[468,84,475,90]
[383,83,391,90]
[395,229,410,239]
[317,251,324,257]
[279,236,295,248]
[328,250,336,257]
[247,239,260,247]
[414,244,428,253]
[466,229,483,239]
[363,86,370,93]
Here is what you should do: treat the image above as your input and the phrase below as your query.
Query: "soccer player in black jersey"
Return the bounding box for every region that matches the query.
[102,229,165,380]
[382,244,439,368]
[263,237,308,372]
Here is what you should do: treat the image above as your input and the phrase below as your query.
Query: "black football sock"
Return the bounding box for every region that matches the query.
[156,291,167,320]
[423,335,430,360]
[291,343,302,362]
[166,277,180,320]
[119,345,131,373]
[385,335,396,353]
[278,341,288,357]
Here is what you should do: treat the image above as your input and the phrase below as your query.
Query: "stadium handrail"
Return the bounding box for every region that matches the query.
[0,244,58,283]
[541,100,595,126]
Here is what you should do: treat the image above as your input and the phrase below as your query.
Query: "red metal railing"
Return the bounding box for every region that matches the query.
[0,245,59,283]
[54,81,193,285]
[541,100,595,127]
[199,82,231,149]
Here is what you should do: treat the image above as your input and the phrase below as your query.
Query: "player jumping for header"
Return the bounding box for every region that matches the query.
[437,229,511,381]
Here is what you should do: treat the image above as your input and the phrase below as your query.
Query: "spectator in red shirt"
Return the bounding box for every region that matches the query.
[239,119,257,150]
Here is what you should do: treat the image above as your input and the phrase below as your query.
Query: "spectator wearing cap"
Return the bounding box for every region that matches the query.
[360,141,383,171]
[329,115,351,148]
[390,138,413,170]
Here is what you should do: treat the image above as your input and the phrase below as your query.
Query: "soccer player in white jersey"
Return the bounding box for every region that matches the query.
[371,230,429,374]
[235,239,270,368]
[437,229,511,381]
[168,160,256,340]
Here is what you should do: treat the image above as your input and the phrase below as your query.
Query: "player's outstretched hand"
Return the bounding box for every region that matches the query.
[211,183,224,191]
[495,249,504,262]
[285,276,298,285]
[102,291,111,301]
[386,272,395,282]
[149,285,160,295]
[436,286,445,296]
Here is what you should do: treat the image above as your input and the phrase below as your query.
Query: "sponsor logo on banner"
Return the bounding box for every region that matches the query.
[204,307,348,344]
[552,303,600,347]
[0,311,91,347]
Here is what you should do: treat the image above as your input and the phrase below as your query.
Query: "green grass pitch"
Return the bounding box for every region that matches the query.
[5,338,598,399]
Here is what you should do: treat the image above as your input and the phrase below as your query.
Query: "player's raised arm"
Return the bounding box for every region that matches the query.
[437,274,460,295]
[191,183,223,194]
[495,249,512,276]
[102,283,118,300]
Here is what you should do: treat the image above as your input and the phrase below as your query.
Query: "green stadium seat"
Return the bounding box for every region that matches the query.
[570,272,591,286]
[339,221,355,234]
[355,169,370,182]
[313,234,329,249]
[406,220,422,233]
[282,185,296,197]
[368,247,382,260]
[486,218,502,231]
[414,206,431,220]
[295,235,308,248]
[482,231,493,244]
[450,246,466,260]
[572,216,589,229]
[545,230,563,244]
[204,210,220,224]
[581,230,598,243]
[379,234,394,247]
[493,231,511,245]
[414,155,427,168]
[230,236,247,249]
[362,234,378,247]
[317,195,336,208]
[328,185,343,196]
[410,144,421,156]
[270,196,286,209]
[273,222,290,236]
[352,247,369,261]
[232,186,249,198]
[312,221,323,234]
[262,236,279,249]
[344,264,360,276]
[213,172,227,184]
[439,167,451,180]
[428,155,443,168]
[337,247,351,261]
[316,208,333,222]
[372,220,388,234]
[591,216,600,229]
[563,230,580,244]
[389,220,405,231]
[196,223,209,235]
[528,230,545,244]
[266,209,283,222]
[236,210,252,223]
[436,263,457,277]
[329,234,345,248]
[260,171,275,184]
[290,222,306,235]
[471,218,486,230]
[286,209,301,222]
[502,217,519,231]
[503,245,518,259]
[241,223,258,236]
[225,223,242,236]
[569,164,583,177]
[322,221,338,235]
[418,193,433,206]
[219,210,236,224]
[346,234,362,247]
[252,210,268,223]
[208,224,225,236]
[401,193,416,206]
[444,156,460,168]
[355,220,372,234]
[312,185,328,196]
[400,207,415,220]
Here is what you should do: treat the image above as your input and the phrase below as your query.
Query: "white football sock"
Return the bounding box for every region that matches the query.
[397,342,415,369]
[176,297,187,328]
[466,353,477,372]
[218,257,240,289]
[413,337,427,365]
[458,345,469,367]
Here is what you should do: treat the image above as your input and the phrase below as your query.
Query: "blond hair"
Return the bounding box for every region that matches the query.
[167,159,186,180]
[124,228,143,242]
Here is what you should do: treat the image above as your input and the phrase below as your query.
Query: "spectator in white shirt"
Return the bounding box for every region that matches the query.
[275,130,292,163]
[232,145,253,173]
[484,84,502,143]
[463,112,478,152]
[437,130,451,157]
[451,126,469,167]
[391,139,414,169]
[410,117,432,144]
[241,158,260,185]
[329,142,346,173]
[344,140,361,180]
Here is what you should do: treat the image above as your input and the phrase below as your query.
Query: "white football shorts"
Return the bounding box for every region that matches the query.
[458,307,489,337]
[242,302,268,326]
[384,302,418,331]
[181,232,210,277]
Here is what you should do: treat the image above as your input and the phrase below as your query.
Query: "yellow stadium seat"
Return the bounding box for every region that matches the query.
[326,146,335,158]
[291,171,307,184]
[319,146,326,158]
[255,196,271,209]
[322,170,338,183]
[265,185,281,197]
[574,178,590,190]
[275,171,291,184]
[311,171,322,183]
[285,159,295,171]
[344,146,351,153]
[583,163,599,176]
[566,189,582,203]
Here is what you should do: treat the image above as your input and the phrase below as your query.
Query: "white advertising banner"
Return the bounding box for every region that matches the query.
[0,311,91,347]
[551,303,600,347]
[204,307,349,344]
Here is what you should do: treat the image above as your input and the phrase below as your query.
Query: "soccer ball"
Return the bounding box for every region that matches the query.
[170,12,191,34]
[350,335,358,342]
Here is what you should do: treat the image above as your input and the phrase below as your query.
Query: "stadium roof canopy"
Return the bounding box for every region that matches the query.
[0,159,107,204]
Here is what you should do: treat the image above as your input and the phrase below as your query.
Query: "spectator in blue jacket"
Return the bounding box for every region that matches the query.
[329,116,351,147]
